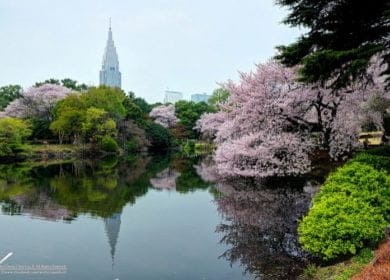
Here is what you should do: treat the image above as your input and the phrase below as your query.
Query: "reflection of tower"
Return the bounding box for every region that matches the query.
[104,212,122,266]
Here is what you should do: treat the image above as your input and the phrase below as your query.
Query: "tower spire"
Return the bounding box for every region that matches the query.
[99,18,121,88]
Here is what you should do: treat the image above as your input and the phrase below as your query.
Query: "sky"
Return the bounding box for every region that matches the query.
[0,0,303,103]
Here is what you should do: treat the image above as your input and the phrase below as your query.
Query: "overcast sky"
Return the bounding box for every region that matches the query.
[0,0,302,103]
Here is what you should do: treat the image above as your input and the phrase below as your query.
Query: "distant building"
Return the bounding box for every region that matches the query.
[191,93,210,103]
[99,20,121,88]
[164,90,183,104]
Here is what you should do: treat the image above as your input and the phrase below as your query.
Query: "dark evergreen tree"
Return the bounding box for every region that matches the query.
[0,85,22,110]
[275,0,390,89]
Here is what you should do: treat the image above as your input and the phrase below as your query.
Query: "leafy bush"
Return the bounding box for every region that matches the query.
[314,162,390,221]
[0,117,31,156]
[100,136,119,153]
[299,158,390,260]
[299,192,386,260]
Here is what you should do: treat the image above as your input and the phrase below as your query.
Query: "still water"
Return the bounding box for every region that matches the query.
[0,156,317,279]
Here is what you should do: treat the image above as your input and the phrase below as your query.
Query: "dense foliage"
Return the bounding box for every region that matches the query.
[0,82,173,154]
[50,86,172,152]
[0,117,31,156]
[174,100,214,139]
[275,0,390,89]
[133,97,152,114]
[143,121,172,151]
[298,149,390,260]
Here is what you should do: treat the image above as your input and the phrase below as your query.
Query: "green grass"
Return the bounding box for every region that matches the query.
[300,248,373,280]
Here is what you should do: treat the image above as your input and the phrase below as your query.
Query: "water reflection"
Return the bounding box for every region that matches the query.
[0,155,323,279]
[150,168,180,190]
[197,157,322,279]
[0,156,216,266]
[0,156,208,220]
[104,212,122,266]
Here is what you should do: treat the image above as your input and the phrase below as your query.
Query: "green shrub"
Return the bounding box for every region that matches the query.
[299,158,390,260]
[315,162,390,221]
[299,192,386,260]
[350,152,390,172]
[100,136,119,153]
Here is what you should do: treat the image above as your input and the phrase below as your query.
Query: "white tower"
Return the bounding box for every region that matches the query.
[99,19,122,88]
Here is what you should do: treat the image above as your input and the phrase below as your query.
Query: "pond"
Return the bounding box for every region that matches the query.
[0,155,319,279]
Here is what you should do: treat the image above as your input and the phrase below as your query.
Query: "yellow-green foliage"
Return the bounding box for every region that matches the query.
[299,150,390,260]
[0,117,31,156]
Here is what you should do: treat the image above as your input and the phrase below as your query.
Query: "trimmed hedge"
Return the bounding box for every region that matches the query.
[298,150,390,260]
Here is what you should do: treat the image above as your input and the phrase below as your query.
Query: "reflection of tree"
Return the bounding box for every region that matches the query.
[215,179,318,280]
[0,155,169,219]
[150,168,180,190]
[193,156,219,183]
[148,156,213,193]
[12,192,71,221]
[0,155,214,269]
[0,155,213,219]
[171,156,211,193]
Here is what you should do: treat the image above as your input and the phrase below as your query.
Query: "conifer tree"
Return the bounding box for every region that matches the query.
[275,0,390,89]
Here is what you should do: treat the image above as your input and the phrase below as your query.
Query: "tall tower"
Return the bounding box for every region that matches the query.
[99,19,121,88]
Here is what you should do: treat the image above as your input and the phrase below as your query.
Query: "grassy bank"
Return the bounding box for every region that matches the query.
[1,143,119,162]
[300,238,389,280]
[299,248,373,280]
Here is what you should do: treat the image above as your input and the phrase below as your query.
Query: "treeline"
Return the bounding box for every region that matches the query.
[0,78,227,158]
[0,79,173,157]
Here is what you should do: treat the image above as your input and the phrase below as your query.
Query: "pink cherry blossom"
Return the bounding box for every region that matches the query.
[2,84,71,120]
[149,104,178,128]
[196,59,388,178]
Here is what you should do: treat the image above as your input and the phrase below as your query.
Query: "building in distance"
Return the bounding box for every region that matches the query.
[99,20,121,88]
[191,93,211,103]
[164,90,183,104]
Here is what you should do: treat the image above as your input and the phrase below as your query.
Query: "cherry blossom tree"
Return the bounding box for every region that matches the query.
[196,59,388,178]
[149,104,178,128]
[1,84,71,121]
[198,61,313,178]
